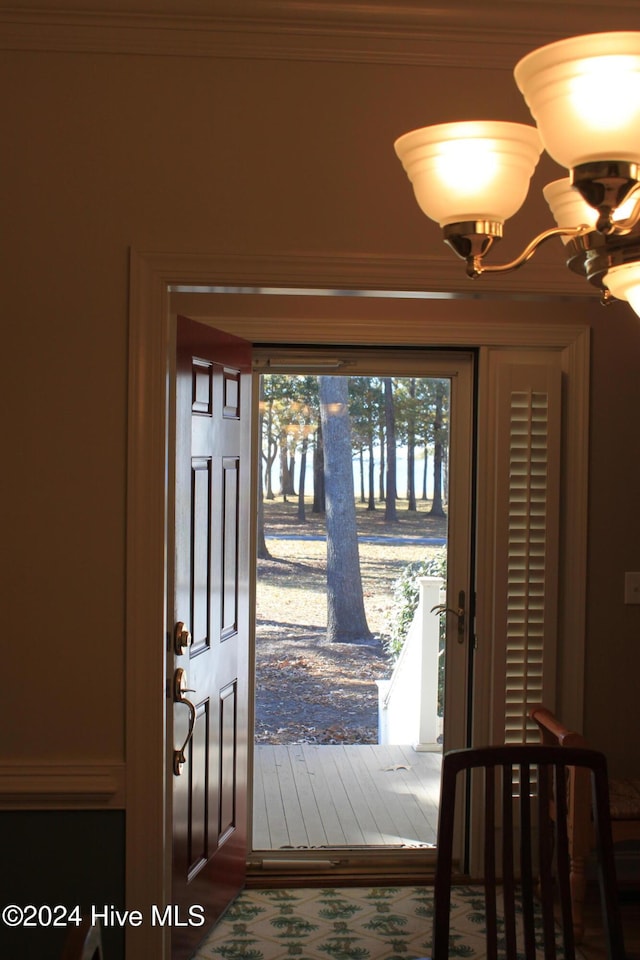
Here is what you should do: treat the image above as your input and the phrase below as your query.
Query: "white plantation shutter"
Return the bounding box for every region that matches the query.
[491,360,562,746]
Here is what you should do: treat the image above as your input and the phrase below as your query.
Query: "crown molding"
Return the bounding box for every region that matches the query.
[3,1,640,65]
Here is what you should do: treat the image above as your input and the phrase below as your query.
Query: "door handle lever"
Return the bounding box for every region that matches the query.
[431,590,466,642]
[173,667,197,776]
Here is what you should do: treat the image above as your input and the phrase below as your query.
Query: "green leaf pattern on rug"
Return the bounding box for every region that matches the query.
[192,884,587,959]
[363,914,409,936]
[215,941,264,960]
[318,943,370,959]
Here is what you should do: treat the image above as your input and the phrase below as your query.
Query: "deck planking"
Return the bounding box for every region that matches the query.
[253,743,442,850]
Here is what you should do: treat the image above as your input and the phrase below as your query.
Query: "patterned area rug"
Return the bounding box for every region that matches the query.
[191,884,584,959]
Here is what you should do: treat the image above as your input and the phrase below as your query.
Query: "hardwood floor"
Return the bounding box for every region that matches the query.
[253,742,442,850]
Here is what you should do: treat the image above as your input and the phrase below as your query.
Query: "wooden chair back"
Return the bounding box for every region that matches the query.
[528,702,640,941]
[61,918,104,960]
[431,744,626,960]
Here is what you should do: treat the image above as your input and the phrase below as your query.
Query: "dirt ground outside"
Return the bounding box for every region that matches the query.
[254,499,447,745]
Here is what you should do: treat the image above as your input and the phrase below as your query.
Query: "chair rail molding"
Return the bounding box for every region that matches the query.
[0,762,126,809]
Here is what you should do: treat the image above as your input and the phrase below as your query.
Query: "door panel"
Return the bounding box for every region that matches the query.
[221,456,240,639]
[172,316,252,960]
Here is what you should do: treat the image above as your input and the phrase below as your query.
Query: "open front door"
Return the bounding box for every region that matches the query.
[171,316,253,960]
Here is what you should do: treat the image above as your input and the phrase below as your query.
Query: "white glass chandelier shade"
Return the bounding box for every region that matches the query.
[542,178,640,318]
[603,261,640,317]
[393,121,543,227]
[514,32,640,169]
[543,179,597,243]
[543,178,638,243]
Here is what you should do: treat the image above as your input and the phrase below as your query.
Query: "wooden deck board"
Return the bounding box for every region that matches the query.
[296,745,347,846]
[286,745,329,847]
[395,744,442,832]
[254,745,291,849]
[356,743,437,844]
[367,742,441,840]
[272,744,312,847]
[322,744,389,845]
[345,744,415,844]
[253,743,442,850]
[305,744,369,845]
[252,752,272,847]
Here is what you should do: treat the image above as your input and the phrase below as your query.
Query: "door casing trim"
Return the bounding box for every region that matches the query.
[127,249,590,959]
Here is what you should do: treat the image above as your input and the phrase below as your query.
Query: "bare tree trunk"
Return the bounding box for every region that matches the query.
[257,379,272,559]
[257,479,272,560]
[422,446,428,500]
[279,437,288,501]
[367,433,376,511]
[430,382,446,518]
[407,377,417,511]
[312,422,325,514]
[319,376,373,644]
[263,392,276,499]
[407,442,416,510]
[378,418,385,502]
[384,377,398,522]
[280,435,296,499]
[288,450,297,497]
[297,434,308,522]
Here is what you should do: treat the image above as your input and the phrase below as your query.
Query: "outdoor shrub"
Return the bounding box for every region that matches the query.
[384,552,446,658]
[384,550,447,715]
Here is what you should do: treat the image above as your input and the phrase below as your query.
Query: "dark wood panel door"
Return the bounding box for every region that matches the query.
[171,316,252,960]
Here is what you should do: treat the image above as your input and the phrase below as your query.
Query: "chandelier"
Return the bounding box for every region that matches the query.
[394,31,640,318]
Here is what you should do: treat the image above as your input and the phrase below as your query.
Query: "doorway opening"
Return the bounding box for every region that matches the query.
[250,350,475,858]
[125,262,592,956]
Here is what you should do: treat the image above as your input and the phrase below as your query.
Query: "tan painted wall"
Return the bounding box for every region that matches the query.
[2,4,640,779]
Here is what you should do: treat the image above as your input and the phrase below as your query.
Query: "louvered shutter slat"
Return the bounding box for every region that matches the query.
[493,365,562,749]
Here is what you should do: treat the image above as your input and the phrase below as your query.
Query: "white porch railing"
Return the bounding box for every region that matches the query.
[376,576,444,752]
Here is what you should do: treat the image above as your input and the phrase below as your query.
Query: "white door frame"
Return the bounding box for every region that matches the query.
[249,346,474,868]
[126,249,591,959]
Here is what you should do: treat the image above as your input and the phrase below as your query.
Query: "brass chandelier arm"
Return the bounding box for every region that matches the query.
[466,224,592,278]
[393,34,640,318]
[605,187,640,236]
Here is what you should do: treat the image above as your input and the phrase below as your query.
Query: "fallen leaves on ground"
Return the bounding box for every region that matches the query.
[254,499,447,746]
